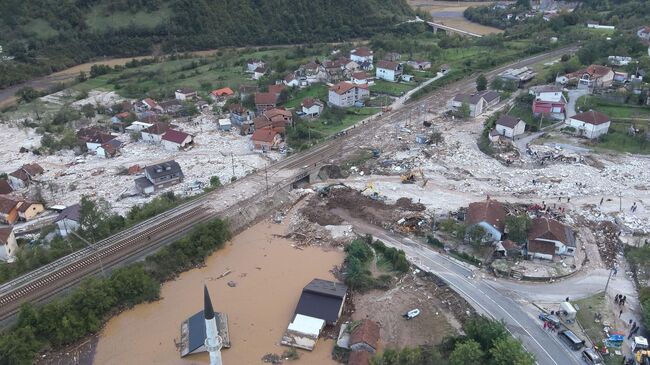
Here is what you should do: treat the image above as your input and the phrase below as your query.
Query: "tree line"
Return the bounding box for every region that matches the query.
[0,0,414,89]
[0,216,230,365]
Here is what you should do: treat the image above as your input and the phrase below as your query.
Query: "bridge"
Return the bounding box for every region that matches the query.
[426,21,483,38]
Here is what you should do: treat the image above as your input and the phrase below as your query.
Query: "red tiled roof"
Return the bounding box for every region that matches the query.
[0,180,13,195]
[350,320,380,349]
[302,98,322,109]
[329,82,367,95]
[251,127,279,143]
[263,108,291,119]
[255,92,278,106]
[0,196,18,214]
[528,217,573,246]
[0,226,12,245]
[211,87,234,97]
[377,60,399,70]
[466,200,507,231]
[143,98,157,108]
[143,122,171,135]
[162,129,192,144]
[21,163,44,176]
[268,84,286,95]
[571,110,610,125]
[528,240,556,256]
[228,104,247,114]
[352,71,369,80]
[116,112,130,119]
[351,47,373,57]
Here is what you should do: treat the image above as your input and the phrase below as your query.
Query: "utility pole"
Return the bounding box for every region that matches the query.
[265,163,269,196]
[230,152,235,178]
[619,192,623,213]
[604,266,616,294]
[539,113,544,131]
[67,222,106,278]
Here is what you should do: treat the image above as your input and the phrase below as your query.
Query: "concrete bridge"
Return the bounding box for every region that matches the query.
[426,21,483,38]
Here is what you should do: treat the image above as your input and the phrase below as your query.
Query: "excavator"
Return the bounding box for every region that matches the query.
[636,350,650,365]
[401,168,427,186]
[360,182,383,200]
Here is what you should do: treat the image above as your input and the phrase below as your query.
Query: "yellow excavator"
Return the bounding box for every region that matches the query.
[637,350,650,365]
[360,182,383,200]
[401,168,426,185]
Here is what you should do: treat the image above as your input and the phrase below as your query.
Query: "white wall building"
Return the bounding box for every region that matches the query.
[566,110,611,139]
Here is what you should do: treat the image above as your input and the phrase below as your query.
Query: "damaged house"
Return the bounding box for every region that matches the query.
[466,199,507,241]
[526,217,576,260]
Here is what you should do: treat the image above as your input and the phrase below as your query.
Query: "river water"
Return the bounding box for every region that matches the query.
[93,220,343,365]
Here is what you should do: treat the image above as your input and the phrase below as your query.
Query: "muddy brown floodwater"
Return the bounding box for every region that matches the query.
[93,220,343,365]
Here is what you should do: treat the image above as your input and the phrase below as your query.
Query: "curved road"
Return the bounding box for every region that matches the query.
[342,215,585,365]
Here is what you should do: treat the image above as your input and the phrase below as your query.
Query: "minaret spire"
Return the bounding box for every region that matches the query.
[203,285,223,365]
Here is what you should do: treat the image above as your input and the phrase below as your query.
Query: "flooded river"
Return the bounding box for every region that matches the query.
[93,220,343,365]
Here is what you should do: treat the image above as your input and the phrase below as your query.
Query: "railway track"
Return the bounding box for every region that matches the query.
[0,45,578,324]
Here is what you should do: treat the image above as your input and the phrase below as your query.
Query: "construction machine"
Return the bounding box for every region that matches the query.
[401,168,427,186]
[636,350,650,365]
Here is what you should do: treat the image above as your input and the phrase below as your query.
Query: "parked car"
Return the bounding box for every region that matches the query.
[558,330,585,351]
[581,348,603,364]
[538,312,561,328]
[403,309,420,320]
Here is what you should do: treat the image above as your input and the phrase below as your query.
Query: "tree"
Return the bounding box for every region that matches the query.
[466,225,487,247]
[464,316,509,351]
[459,102,471,119]
[81,104,96,118]
[449,340,484,365]
[505,214,532,244]
[78,196,109,241]
[476,74,488,91]
[210,176,222,188]
[16,87,40,103]
[490,78,504,91]
[490,337,536,365]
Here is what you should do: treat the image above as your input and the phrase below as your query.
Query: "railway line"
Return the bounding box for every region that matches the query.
[0,45,578,324]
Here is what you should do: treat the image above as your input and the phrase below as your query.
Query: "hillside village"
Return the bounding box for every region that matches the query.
[3,1,650,363]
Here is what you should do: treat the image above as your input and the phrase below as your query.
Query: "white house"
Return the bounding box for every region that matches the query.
[351,71,372,85]
[54,204,81,237]
[527,217,576,260]
[0,227,17,263]
[161,129,193,151]
[449,93,487,117]
[246,59,266,73]
[283,73,300,87]
[567,110,611,139]
[328,82,369,108]
[301,98,324,117]
[608,56,632,66]
[125,121,154,133]
[175,88,197,101]
[495,115,526,138]
[350,47,373,65]
[375,60,402,82]
[253,66,268,80]
[141,123,171,144]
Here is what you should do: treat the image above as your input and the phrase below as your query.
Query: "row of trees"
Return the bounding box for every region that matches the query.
[0,217,230,365]
[0,193,191,284]
[372,316,535,365]
[0,0,415,88]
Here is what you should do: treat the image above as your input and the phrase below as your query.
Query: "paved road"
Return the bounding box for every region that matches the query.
[340,214,583,365]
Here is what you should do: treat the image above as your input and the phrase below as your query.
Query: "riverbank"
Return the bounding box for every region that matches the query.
[91,218,343,365]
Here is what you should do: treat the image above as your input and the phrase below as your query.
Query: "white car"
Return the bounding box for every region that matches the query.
[403,309,420,320]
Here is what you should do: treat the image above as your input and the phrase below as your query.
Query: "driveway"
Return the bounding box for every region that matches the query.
[565,89,589,120]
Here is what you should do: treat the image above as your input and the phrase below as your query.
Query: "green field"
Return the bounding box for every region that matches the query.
[577,96,650,120]
[284,85,328,109]
[594,122,650,154]
[574,293,625,365]
[369,80,416,97]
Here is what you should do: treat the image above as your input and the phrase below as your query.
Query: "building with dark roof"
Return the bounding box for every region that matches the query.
[0,197,19,224]
[8,163,44,190]
[294,279,347,325]
[162,129,194,151]
[0,180,13,195]
[136,160,184,195]
[54,204,81,237]
[495,115,525,138]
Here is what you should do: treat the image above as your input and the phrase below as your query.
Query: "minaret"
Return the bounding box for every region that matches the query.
[204,285,223,365]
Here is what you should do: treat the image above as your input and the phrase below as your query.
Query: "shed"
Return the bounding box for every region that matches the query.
[294,279,347,325]
[280,314,326,351]
[218,119,232,131]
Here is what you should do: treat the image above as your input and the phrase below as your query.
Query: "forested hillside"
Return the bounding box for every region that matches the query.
[0,0,414,88]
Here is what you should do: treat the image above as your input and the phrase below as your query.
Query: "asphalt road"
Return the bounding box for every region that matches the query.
[341,214,584,365]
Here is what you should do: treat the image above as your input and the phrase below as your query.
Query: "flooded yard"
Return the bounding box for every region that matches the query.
[93,220,344,365]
